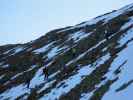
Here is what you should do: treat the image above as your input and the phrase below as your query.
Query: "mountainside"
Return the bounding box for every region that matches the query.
[0,3,133,100]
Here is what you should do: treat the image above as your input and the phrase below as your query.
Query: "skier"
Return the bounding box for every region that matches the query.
[27,79,30,88]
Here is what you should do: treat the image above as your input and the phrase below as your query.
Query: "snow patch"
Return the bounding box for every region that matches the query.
[47,46,68,59]
[30,67,45,88]
[14,47,24,54]
[119,27,133,46]
[39,64,93,100]
[120,17,133,30]
[69,31,92,43]
[0,84,30,100]
[38,80,56,93]
[0,75,5,80]
[103,28,133,100]
[40,52,110,100]
[80,92,94,100]
[34,42,54,53]
[1,64,9,68]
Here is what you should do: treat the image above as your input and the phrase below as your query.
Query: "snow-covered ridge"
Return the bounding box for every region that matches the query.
[57,3,133,33]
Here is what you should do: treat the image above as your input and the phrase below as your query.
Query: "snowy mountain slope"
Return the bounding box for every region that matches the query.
[0,3,133,100]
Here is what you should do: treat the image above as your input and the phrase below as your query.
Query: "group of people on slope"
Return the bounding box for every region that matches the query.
[25,23,113,88]
[24,51,48,88]
[25,46,77,88]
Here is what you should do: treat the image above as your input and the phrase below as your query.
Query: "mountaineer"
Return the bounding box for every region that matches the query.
[42,67,48,80]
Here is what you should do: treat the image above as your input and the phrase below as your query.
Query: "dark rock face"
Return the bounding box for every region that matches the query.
[0,3,133,100]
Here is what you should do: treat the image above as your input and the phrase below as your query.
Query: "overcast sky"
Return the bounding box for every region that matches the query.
[0,0,132,45]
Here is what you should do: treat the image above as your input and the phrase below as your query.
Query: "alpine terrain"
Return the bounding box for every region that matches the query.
[0,3,133,100]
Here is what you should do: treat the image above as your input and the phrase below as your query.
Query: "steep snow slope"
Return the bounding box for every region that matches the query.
[0,3,133,100]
